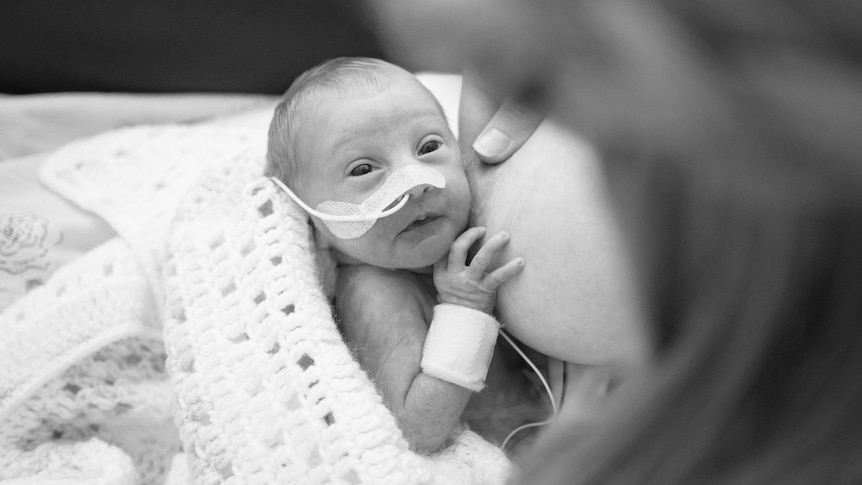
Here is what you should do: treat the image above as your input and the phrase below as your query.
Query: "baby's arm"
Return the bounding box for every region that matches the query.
[336,228,523,453]
[337,265,472,453]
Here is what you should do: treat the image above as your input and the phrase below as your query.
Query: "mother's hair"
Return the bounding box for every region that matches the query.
[369,0,862,482]
[511,1,862,483]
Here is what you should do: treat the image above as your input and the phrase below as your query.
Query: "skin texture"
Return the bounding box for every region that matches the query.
[459,82,647,368]
[336,264,472,452]
[336,262,542,453]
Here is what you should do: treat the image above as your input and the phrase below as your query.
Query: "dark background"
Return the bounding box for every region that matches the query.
[0,0,387,94]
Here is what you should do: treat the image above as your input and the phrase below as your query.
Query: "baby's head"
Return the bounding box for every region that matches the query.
[266,57,470,270]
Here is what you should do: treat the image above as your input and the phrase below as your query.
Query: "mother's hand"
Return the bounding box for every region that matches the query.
[368,0,545,164]
[460,74,544,164]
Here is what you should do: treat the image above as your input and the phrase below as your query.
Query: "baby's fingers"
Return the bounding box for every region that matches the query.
[448,226,486,271]
[466,231,510,280]
[484,257,526,289]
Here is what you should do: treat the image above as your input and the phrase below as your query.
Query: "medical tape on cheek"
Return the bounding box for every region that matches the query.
[270,164,446,240]
[317,164,446,239]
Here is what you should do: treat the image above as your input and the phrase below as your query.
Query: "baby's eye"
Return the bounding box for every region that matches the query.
[418,140,442,156]
[349,164,373,177]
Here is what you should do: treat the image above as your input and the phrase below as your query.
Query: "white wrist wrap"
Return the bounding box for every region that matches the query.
[420,303,501,392]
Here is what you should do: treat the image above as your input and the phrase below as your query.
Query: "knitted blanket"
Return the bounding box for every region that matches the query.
[0,106,512,484]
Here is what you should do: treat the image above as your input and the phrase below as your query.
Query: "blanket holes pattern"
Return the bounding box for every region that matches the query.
[8,111,512,484]
[0,239,177,485]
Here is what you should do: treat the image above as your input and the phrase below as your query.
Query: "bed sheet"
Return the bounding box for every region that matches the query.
[0,92,278,311]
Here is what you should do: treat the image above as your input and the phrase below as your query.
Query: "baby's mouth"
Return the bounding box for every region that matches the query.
[404,215,438,232]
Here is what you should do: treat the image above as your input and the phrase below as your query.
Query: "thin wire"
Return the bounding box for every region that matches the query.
[499,328,559,451]
[270,176,410,222]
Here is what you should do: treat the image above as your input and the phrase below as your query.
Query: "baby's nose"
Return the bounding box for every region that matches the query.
[381,184,433,212]
[405,183,434,198]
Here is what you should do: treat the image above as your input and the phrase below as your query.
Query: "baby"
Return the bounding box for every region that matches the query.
[265,57,528,453]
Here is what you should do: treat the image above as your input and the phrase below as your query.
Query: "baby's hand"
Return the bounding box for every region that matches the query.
[434,227,525,314]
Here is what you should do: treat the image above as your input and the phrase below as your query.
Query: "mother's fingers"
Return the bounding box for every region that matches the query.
[473,97,544,164]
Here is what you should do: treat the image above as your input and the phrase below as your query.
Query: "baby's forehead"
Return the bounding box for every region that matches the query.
[338,72,438,106]
[292,71,446,158]
[311,75,444,126]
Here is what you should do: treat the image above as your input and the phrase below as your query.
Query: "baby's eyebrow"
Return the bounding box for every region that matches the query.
[330,135,355,155]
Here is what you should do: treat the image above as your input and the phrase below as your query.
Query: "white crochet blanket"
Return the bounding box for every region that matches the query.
[0,105,512,484]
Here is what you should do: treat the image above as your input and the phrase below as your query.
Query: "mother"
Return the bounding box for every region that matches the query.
[374,0,862,483]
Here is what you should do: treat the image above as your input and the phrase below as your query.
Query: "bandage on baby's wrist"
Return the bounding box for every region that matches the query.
[420,303,500,392]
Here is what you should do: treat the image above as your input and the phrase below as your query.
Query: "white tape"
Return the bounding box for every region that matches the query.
[420,303,500,392]
[270,164,446,239]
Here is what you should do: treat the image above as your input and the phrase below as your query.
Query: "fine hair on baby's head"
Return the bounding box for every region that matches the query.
[265,57,439,193]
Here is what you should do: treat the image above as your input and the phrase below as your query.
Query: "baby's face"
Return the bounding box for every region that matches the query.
[294,73,470,269]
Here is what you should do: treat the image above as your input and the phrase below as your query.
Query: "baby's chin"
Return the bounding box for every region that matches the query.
[327,240,447,271]
[382,247,447,271]
[387,238,453,271]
